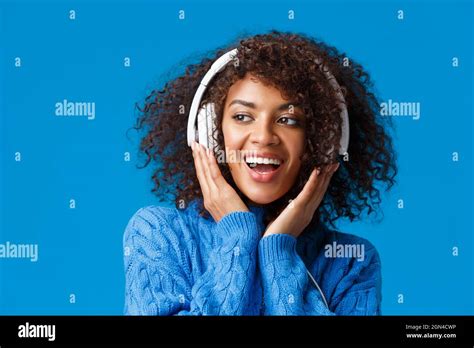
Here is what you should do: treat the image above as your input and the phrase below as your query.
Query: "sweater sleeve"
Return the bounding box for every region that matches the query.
[258,233,381,316]
[123,207,261,315]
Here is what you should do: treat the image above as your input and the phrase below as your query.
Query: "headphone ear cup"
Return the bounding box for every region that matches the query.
[207,103,218,151]
[197,103,217,150]
[197,103,209,149]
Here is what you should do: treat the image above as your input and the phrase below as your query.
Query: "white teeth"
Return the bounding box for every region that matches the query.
[245,156,281,166]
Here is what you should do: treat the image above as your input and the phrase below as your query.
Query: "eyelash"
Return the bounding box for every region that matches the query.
[232,114,301,127]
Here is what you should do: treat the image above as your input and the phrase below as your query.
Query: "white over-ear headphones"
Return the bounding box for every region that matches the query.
[186,48,350,158]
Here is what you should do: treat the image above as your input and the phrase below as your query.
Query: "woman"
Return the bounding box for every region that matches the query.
[123,31,397,315]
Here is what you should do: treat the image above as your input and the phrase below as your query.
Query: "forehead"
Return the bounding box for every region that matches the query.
[225,74,290,108]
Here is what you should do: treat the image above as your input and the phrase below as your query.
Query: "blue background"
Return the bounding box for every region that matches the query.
[0,0,472,314]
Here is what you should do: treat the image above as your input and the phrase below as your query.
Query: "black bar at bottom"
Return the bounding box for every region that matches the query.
[0,316,473,346]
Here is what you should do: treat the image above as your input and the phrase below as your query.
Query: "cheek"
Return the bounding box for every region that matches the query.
[283,133,305,186]
[222,120,245,149]
[221,121,242,174]
[287,132,306,163]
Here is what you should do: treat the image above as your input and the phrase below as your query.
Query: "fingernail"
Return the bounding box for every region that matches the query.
[316,167,321,175]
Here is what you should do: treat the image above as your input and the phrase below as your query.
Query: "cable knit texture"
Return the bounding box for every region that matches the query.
[123,201,382,315]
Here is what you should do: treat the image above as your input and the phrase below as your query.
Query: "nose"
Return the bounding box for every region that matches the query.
[249,119,279,146]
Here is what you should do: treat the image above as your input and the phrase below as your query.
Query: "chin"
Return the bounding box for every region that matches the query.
[240,187,283,205]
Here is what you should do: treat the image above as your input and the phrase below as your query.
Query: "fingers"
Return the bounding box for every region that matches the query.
[191,142,211,195]
[200,146,219,191]
[295,162,340,207]
[204,144,226,186]
[296,167,320,203]
[313,167,332,198]
[309,163,339,205]
[192,142,220,192]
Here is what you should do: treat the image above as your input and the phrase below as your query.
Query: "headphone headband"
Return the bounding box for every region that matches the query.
[187,49,238,147]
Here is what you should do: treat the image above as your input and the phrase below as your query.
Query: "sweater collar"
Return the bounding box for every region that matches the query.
[247,204,266,233]
[189,198,326,246]
[248,204,265,220]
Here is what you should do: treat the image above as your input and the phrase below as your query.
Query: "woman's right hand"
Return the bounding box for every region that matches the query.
[192,141,249,222]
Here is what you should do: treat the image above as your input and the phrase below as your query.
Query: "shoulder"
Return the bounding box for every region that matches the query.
[300,224,381,279]
[123,205,199,273]
[329,229,379,253]
[124,205,178,239]
[300,224,381,266]
[319,229,382,296]
[123,201,205,247]
[323,228,381,266]
[300,225,382,309]
[323,230,382,306]
[123,204,200,249]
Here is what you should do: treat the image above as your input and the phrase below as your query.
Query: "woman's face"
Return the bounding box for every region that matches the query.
[221,74,306,205]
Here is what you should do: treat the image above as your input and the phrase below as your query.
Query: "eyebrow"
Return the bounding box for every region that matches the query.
[228,99,301,112]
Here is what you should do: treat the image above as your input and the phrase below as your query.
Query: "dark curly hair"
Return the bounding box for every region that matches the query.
[133,30,398,230]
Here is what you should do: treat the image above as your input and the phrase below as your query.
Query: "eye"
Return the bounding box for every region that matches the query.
[277,116,300,126]
[232,114,253,122]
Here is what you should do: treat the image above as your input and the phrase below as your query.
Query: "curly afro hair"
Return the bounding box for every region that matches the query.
[134,30,398,230]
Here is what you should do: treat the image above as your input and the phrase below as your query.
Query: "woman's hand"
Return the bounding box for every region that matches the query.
[192,141,249,222]
[263,163,340,238]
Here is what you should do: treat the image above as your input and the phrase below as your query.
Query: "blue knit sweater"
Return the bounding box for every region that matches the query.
[123,201,382,315]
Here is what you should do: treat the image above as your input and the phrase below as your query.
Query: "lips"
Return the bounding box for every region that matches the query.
[243,152,285,183]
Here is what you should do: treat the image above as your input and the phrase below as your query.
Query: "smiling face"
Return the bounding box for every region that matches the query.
[221,74,306,205]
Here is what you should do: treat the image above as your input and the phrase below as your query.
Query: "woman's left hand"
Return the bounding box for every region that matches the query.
[263,163,340,238]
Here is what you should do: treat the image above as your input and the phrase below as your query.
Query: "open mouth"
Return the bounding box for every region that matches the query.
[244,156,283,174]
